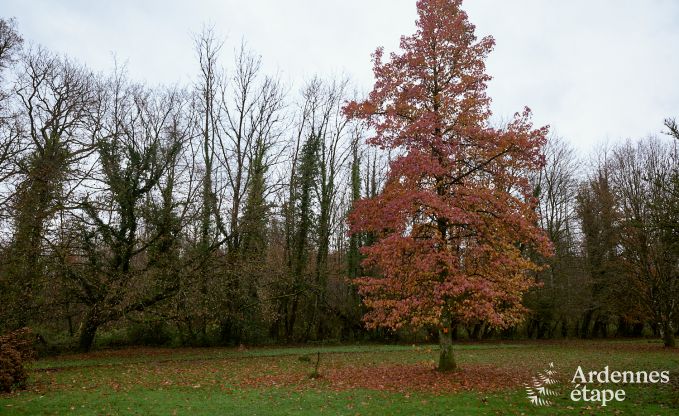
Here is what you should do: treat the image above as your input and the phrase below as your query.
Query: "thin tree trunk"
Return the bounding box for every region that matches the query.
[438,327,456,371]
[286,296,299,342]
[662,321,676,348]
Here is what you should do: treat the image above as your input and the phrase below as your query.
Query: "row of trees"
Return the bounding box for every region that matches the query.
[529,128,679,347]
[0,19,388,351]
[0,2,677,357]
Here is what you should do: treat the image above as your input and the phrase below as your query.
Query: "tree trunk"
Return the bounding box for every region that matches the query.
[438,328,456,371]
[286,296,298,343]
[662,321,676,348]
[471,322,483,340]
[78,309,100,352]
[580,310,594,338]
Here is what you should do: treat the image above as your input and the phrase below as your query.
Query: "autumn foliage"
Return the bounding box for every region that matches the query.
[0,327,36,392]
[345,0,551,355]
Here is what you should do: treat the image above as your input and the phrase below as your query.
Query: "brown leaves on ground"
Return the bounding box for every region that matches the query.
[13,341,676,398]
[329,364,531,394]
[240,363,531,395]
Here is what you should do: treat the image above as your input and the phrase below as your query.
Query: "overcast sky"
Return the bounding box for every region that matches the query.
[4,0,679,154]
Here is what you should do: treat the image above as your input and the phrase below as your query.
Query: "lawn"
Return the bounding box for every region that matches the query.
[1,340,678,415]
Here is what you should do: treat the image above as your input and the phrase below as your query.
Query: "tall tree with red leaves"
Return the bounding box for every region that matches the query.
[345,0,552,371]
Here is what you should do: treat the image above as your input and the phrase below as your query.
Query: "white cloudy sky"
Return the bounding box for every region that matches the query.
[4,0,679,154]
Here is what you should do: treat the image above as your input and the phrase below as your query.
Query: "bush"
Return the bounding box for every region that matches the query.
[126,321,172,346]
[0,327,36,392]
[94,328,130,349]
[32,330,76,356]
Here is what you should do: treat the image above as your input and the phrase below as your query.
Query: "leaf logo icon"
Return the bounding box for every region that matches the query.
[525,362,560,406]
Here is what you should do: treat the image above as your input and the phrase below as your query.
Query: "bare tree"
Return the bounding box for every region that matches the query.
[2,47,95,329]
[0,17,24,228]
[63,71,187,351]
[527,136,588,338]
[612,138,679,347]
[307,78,352,339]
[0,18,23,74]
[184,27,224,341]
[211,43,286,341]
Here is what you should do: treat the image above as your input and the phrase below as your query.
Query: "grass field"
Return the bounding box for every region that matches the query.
[1,340,678,415]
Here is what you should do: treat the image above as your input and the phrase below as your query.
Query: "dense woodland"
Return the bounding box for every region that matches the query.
[0,12,677,355]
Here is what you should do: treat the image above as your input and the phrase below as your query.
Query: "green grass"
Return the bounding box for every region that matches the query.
[32,343,530,370]
[2,340,678,415]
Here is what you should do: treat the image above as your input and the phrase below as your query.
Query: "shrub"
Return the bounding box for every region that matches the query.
[0,327,36,392]
[126,321,172,346]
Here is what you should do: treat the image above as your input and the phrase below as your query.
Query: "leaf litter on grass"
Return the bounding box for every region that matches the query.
[239,362,532,395]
